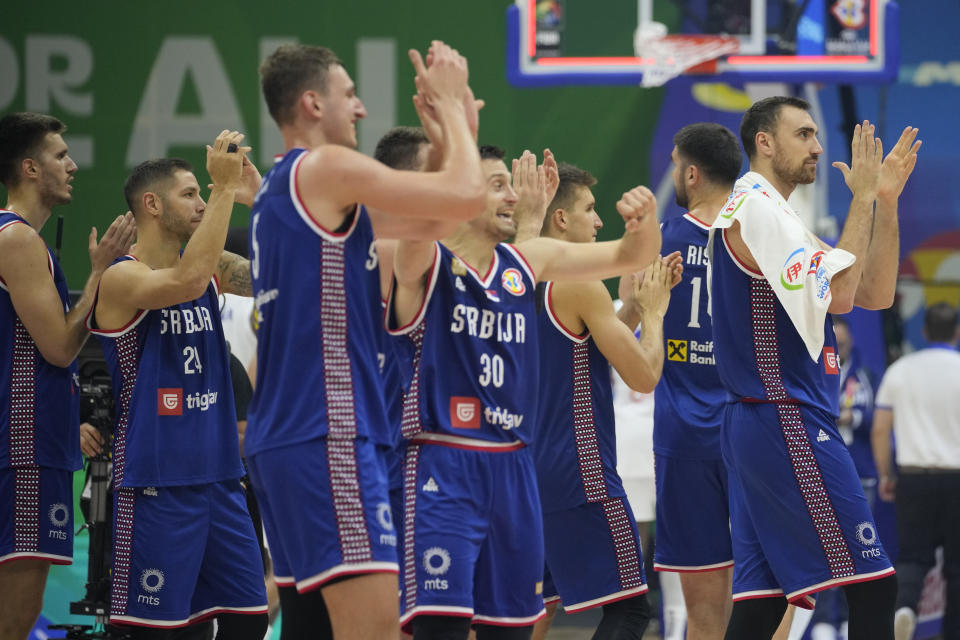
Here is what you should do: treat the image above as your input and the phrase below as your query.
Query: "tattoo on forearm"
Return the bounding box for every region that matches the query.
[220,254,253,296]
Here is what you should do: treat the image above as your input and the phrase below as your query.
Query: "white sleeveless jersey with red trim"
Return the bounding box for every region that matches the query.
[245,148,392,455]
[388,242,538,447]
[0,210,81,470]
[89,255,244,487]
[532,281,624,513]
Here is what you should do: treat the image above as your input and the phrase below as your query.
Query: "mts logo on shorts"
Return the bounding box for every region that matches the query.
[158,388,183,415]
[450,396,481,429]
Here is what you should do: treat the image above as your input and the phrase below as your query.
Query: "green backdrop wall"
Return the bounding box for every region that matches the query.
[1,0,665,287]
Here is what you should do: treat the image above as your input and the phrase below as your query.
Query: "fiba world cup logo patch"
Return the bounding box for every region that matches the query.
[48,503,69,527]
[501,268,525,296]
[141,568,165,593]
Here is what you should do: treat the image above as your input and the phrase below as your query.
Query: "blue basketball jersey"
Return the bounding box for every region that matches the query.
[654,214,726,460]
[245,148,392,455]
[0,211,80,471]
[388,242,538,447]
[89,256,243,487]
[709,226,841,415]
[533,281,624,512]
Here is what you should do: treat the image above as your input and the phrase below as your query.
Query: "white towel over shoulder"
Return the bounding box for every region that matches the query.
[708,172,855,362]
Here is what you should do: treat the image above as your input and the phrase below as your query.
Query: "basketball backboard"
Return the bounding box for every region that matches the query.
[506,0,899,87]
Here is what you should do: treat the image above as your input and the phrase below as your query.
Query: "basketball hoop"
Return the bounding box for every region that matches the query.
[633,22,740,88]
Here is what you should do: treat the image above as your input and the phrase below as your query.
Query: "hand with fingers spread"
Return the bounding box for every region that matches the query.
[206,130,249,190]
[89,211,136,274]
[877,126,921,202]
[832,120,883,201]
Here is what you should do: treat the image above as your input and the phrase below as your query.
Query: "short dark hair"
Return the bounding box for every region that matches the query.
[479,145,506,161]
[373,126,429,170]
[260,44,343,127]
[0,112,66,187]
[548,162,597,213]
[924,302,958,342]
[123,158,193,214]
[740,96,811,160]
[673,122,741,187]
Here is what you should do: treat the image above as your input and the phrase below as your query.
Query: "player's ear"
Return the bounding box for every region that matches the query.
[302,90,323,118]
[552,207,567,231]
[21,157,39,180]
[686,164,699,187]
[755,131,774,158]
[142,191,162,218]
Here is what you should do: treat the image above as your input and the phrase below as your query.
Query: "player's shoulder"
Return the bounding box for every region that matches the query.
[0,218,48,265]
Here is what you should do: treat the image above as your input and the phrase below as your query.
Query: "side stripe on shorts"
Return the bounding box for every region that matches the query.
[750,279,855,580]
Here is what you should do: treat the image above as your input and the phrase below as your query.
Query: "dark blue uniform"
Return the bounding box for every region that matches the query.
[245,148,398,593]
[709,174,894,609]
[533,281,647,612]
[90,255,265,627]
[389,242,545,629]
[0,211,79,566]
[653,214,733,573]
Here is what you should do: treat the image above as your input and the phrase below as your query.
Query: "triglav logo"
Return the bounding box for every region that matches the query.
[157,388,182,416]
[449,396,481,429]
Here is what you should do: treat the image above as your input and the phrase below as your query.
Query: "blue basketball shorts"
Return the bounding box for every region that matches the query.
[542,497,648,612]
[0,466,73,566]
[653,454,733,572]
[246,436,399,593]
[109,479,268,628]
[399,441,546,631]
[722,401,894,609]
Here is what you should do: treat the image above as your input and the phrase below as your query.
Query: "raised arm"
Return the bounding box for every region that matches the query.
[0,213,135,367]
[825,121,884,313]
[570,257,672,393]
[517,186,661,283]
[302,43,486,237]
[96,131,245,319]
[850,126,921,310]
[217,250,252,297]
[390,238,438,329]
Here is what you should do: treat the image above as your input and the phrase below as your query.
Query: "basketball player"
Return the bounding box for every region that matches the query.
[651,123,741,640]
[88,132,268,636]
[527,162,679,639]
[0,111,135,639]
[387,144,662,639]
[708,96,920,640]
[247,41,485,639]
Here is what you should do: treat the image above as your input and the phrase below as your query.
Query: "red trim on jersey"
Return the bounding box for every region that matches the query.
[471,610,548,627]
[410,433,525,452]
[291,151,360,240]
[501,242,537,285]
[683,212,712,230]
[787,567,896,606]
[722,228,763,277]
[0,553,72,566]
[544,282,589,342]
[562,584,650,613]
[449,247,498,288]
[653,559,735,573]
[386,243,440,336]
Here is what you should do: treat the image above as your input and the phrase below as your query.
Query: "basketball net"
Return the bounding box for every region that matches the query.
[633,22,741,88]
